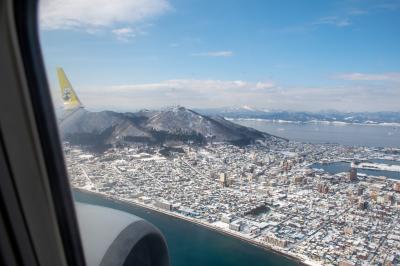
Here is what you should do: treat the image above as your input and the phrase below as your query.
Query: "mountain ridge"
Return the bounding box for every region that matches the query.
[59,106,283,150]
[196,108,400,124]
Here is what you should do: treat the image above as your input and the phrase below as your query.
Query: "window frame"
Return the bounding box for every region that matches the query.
[0,0,86,265]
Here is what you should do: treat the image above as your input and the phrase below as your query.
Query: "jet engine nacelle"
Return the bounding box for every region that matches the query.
[75,202,169,266]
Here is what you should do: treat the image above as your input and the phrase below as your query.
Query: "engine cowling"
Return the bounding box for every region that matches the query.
[75,202,169,266]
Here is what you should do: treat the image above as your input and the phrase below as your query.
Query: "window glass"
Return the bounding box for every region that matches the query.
[39,1,400,265]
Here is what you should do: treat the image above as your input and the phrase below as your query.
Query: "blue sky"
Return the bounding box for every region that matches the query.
[40,0,400,112]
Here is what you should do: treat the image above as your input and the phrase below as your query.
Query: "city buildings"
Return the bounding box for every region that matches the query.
[64,141,400,266]
[348,168,358,182]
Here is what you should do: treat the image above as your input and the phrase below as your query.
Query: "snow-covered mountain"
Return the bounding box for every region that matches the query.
[59,106,281,150]
[196,108,400,124]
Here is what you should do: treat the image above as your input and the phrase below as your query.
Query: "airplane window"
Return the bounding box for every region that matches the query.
[39,0,400,265]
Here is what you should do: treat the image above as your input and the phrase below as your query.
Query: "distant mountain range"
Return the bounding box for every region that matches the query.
[59,106,281,150]
[196,107,400,125]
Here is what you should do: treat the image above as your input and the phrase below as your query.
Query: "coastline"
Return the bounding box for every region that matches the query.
[74,187,307,265]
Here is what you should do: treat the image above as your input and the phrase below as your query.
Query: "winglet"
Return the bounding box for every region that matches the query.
[57,67,83,109]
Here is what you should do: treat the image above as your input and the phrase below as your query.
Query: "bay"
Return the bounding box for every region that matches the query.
[73,190,298,266]
[312,160,400,180]
[233,119,400,148]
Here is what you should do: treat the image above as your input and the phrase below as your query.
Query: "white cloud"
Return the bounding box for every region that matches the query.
[334,72,400,82]
[348,8,369,15]
[192,51,234,57]
[108,79,274,92]
[71,79,275,110]
[281,16,352,33]
[313,16,351,27]
[50,77,400,112]
[377,2,400,11]
[255,82,275,89]
[111,27,136,41]
[39,0,171,33]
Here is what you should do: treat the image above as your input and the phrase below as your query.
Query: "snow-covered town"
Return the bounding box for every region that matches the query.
[64,140,400,266]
